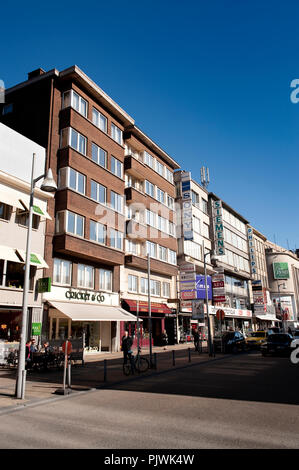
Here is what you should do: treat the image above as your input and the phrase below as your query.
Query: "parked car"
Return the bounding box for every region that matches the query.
[293,330,299,339]
[213,331,246,353]
[267,327,281,335]
[260,333,295,357]
[245,330,267,349]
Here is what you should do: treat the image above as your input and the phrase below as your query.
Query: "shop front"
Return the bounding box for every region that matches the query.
[121,300,176,346]
[253,313,280,330]
[209,306,253,336]
[43,287,138,353]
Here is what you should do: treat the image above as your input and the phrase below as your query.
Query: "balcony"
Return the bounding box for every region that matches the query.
[126,219,147,241]
[125,186,147,205]
[124,155,147,180]
[125,255,178,277]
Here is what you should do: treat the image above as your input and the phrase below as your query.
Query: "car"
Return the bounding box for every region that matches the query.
[245,330,267,349]
[293,330,299,339]
[260,333,295,357]
[267,327,281,335]
[213,331,246,354]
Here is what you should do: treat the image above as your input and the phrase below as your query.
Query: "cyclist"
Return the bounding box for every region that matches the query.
[121,331,135,373]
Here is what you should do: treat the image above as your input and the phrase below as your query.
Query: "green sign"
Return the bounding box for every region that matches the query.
[273,262,289,280]
[30,253,41,265]
[37,277,51,293]
[31,322,42,335]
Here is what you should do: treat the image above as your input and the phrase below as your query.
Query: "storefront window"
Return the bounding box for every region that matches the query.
[5,262,35,289]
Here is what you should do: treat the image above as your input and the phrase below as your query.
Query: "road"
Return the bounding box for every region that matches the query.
[1,352,299,449]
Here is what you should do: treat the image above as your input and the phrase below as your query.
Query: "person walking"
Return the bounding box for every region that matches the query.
[193,329,200,352]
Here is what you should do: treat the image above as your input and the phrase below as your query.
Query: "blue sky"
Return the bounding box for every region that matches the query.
[1,0,299,249]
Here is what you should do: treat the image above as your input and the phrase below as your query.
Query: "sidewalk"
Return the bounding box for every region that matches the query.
[0,342,225,414]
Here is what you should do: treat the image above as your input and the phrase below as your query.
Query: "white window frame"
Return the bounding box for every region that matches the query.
[145,180,155,198]
[90,220,106,245]
[163,282,170,298]
[99,269,112,292]
[110,229,123,250]
[78,263,94,289]
[111,156,123,178]
[66,210,84,237]
[110,191,123,214]
[90,180,107,205]
[144,151,155,169]
[111,123,123,145]
[92,107,107,133]
[128,274,138,293]
[53,258,72,286]
[62,90,88,118]
[91,143,107,168]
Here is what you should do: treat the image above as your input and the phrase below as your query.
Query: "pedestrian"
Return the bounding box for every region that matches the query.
[193,329,200,352]
[25,339,32,369]
[161,329,168,350]
[121,330,134,372]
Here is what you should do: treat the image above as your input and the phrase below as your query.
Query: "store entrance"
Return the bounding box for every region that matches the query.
[0,310,22,341]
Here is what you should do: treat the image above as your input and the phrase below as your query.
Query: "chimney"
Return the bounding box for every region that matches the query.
[28,68,46,80]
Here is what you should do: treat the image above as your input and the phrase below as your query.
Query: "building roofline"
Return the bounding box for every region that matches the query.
[4,69,59,95]
[209,192,249,224]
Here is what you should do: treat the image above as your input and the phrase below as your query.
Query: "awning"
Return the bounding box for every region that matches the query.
[16,249,49,269]
[0,245,22,263]
[123,299,172,315]
[0,189,24,210]
[48,301,141,322]
[19,197,52,220]
[255,314,279,321]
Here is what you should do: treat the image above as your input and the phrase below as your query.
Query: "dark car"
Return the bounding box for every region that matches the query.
[213,331,246,353]
[260,333,295,357]
[293,330,299,339]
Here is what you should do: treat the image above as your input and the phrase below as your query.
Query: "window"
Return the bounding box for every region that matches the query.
[5,261,35,290]
[111,123,123,145]
[126,239,138,255]
[146,241,157,258]
[191,191,199,207]
[92,108,107,133]
[144,151,154,169]
[163,282,170,298]
[157,216,167,233]
[150,279,161,296]
[91,143,107,168]
[60,128,86,155]
[202,198,208,214]
[16,210,39,229]
[66,211,84,237]
[168,221,175,237]
[156,160,164,177]
[62,90,87,118]
[0,202,12,221]
[99,269,112,291]
[53,258,72,285]
[110,191,123,213]
[111,156,123,178]
[128,274,138,293]
[202,222,209,238]
[165,168,174,184]
[140,277,148,294]
[91,181,106,204]
[156,188,165,204]
[159,245,167,262]
[69,168,85,194]
[167,195,174,210]
[193,216,201,234]
[110,229,123,250]
[168,249,177,265]
[145,180,155,198]
[78,264,94,289]
[90,220,106,244]
[2,103,13,115]
[146,209,156,227]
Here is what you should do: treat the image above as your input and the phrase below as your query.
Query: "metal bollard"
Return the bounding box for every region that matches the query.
[67,361,71,388]
[21,370,27,400]
[172,350,175,366]
[188,348,191,363]
[104,359,107,382]
[154,353,157,370]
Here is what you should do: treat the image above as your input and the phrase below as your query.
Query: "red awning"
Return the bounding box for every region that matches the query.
[123,299,172,315]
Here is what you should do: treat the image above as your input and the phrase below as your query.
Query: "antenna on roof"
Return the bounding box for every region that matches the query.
[200,166,210,189]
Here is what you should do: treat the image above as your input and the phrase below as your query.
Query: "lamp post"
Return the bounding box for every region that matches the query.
[277,282,286,333]
[16,153,57,399]
[147,253,153,368]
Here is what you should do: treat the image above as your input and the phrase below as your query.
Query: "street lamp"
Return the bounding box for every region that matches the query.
[16,153,57,399]
[277,282,287,333]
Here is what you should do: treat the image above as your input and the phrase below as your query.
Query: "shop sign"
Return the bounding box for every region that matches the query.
[179,272,196,281]
[212,270,225,301]
[31,322,42,335]
[180,276,212,300]
[65,290,105,303]
[37,277,51,293]
[192,300,205,321]
[181,172,193,241]
[247,227,257,275]
[180,300,192,312]
[180,263,195,272]
[209,306,252,318]
[212,200,225,255]
[273,262,290,280]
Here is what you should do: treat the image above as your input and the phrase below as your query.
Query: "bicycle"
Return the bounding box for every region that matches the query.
[123,347,150,376]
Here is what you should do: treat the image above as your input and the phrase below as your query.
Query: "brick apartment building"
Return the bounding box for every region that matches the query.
[1,66,179,351]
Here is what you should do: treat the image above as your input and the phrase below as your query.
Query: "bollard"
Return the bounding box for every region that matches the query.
[154,353,157,370]
[67,361,71,388]
[21,370,27,400]
[172,350,175,366]
[104,359,107,382]
[188,348,191,363]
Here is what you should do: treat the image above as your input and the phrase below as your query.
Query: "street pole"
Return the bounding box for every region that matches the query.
[203,240,213,356]
[16,154,36,399]
[147,253,153,367]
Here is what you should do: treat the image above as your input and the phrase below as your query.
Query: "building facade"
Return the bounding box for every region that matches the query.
[0,124,51,343]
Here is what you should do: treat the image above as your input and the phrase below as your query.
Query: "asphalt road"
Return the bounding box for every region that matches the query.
[1,352,299,449]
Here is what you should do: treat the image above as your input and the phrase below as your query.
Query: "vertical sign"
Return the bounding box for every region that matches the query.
[181,172,193,241]
[247,227,257,275]
[212,200,225,255]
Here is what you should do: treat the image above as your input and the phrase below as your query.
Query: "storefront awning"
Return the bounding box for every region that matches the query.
[0,245,22,263]
[19,197,52,220]
[255,314,279,321]
[0,189,24,210]
[123,299,172,315]
[15,249,49,269]
[48,301,141,321]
